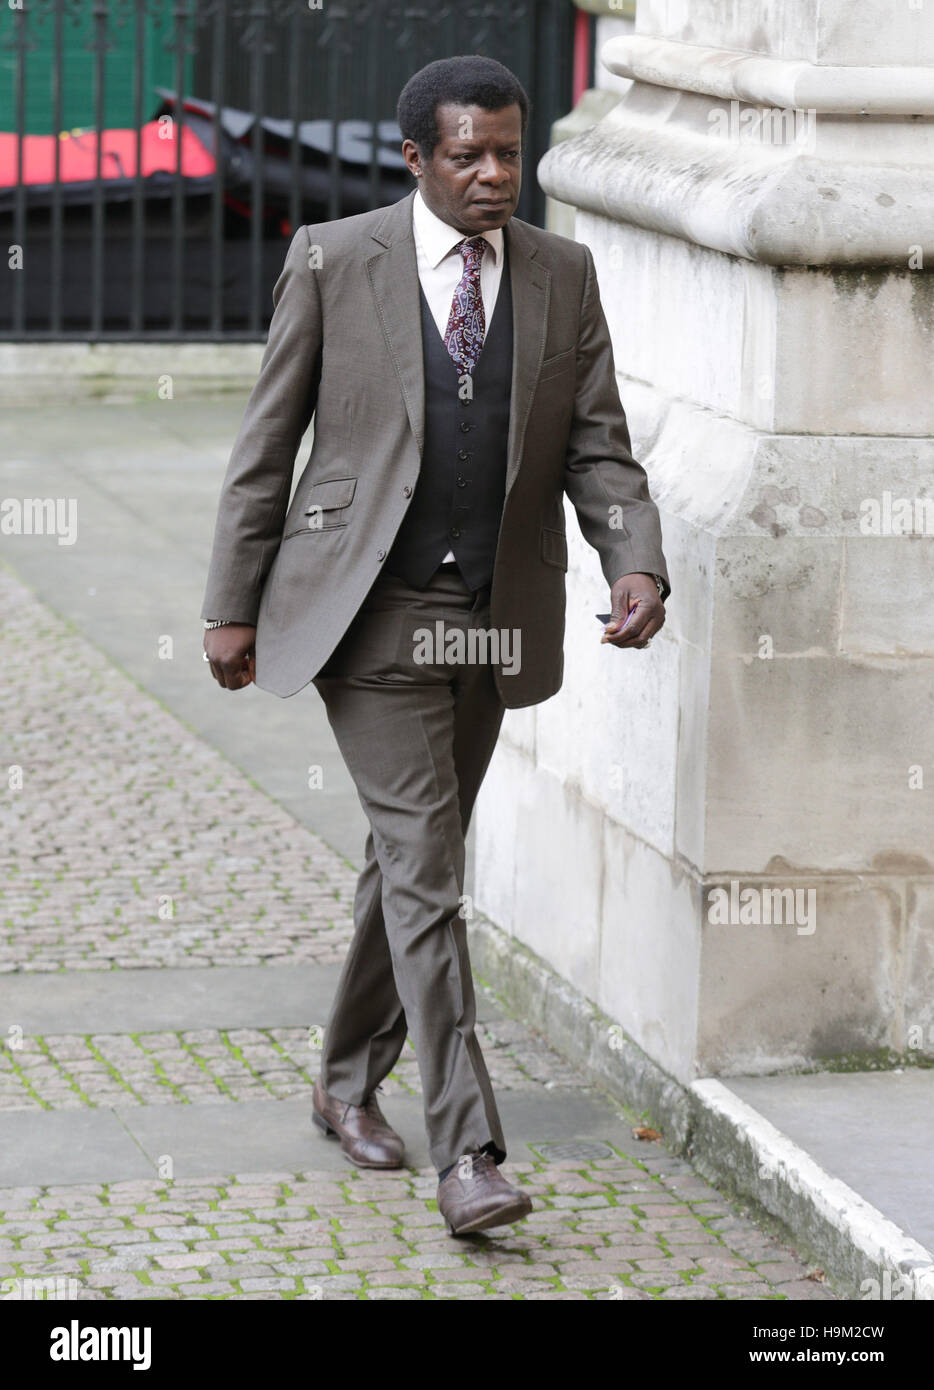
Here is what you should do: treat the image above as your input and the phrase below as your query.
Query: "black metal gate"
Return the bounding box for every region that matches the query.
[0,0,574,340]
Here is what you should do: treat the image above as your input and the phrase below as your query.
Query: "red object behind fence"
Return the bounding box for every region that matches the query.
[0,121,215,188]
[573,8,591,106]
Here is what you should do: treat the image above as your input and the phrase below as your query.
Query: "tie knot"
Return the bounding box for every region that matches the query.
[459,236,487,265]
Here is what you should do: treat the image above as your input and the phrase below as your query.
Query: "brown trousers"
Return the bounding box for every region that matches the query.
[312,566,507,1172]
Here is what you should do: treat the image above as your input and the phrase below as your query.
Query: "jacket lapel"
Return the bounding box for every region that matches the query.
[365,190,427,455]
[365,189,550,499]
[502,214,550,500]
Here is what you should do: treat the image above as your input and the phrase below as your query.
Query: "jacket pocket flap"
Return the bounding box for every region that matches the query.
[541,526,568,570]
[305,477,357,512]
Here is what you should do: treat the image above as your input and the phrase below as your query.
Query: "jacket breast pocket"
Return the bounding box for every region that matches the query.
[284,476,357,538]
[538,345,576,385]
[541,526,568,571]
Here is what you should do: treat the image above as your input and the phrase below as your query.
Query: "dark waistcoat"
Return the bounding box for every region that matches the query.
[385,244,513,591]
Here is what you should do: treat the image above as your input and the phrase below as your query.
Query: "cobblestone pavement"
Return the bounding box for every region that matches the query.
[0,566,836,1301]
[0,1163,835,1302]
[0,1021,582,1112]
[0,573,356,974]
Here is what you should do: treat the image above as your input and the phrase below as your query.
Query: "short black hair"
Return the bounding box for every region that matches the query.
[397,55,530,161]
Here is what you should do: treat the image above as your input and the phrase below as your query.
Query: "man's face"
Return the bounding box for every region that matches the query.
[402,102,523,234]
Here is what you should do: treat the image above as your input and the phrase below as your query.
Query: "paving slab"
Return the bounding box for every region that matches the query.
[0,964,343,1035]
[0,1108,156,1185]
[724,1070,934,1255]
[0,964,507,1038]
[3,1088,648,1185]
[125,1089,640,1181]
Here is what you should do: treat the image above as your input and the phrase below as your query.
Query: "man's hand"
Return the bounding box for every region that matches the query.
[204,624,257,689]
[601,573,665,650]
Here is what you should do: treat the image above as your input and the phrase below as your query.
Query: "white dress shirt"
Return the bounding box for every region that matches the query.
[412,186,505,341]
[412,188,506,563]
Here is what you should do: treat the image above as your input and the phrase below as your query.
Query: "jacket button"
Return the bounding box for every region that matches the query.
[377,549,386,560]
[403,486,412,498]
[449,527,460,539]
[459,421,471,433]
[457,450,470,460]
[456,476,467,488]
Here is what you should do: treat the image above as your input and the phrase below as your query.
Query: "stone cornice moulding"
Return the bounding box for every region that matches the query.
[602,35,934,116]
[538,90,934,265]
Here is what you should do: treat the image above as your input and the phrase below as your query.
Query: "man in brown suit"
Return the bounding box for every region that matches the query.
[202,56,669,1235]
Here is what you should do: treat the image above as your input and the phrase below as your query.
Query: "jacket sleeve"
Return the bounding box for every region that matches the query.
[200,225,323,623]
[562,242,670,599]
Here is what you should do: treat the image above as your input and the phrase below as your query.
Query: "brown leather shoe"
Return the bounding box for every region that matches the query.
[437,1150,532,1235]
[312,1079,404,1169]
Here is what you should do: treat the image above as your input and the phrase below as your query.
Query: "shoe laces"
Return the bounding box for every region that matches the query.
[458,1150,493,1178]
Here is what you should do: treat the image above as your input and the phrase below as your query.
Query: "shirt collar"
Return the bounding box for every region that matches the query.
[412,186,503,268]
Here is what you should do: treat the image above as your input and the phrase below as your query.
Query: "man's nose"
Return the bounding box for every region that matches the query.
[475,157,510,183]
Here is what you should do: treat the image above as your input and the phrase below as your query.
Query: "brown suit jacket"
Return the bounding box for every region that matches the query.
[201,187,669,707]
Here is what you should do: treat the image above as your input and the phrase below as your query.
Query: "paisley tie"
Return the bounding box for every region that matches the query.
[443,236,488,374]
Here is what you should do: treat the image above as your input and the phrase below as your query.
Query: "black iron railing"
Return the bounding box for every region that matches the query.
[0,0,574,340]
